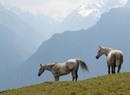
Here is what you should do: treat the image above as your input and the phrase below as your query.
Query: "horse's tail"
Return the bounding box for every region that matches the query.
[76,59,89,72]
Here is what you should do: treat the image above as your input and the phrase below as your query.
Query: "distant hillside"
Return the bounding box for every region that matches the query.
[1,7,130,91]
[0,5,24,72]
[58,7,99,32]
[0,25,23,74]
[0,5,41,58]
[11,7,59,41]
[0,4,46,71]
[1,72,130,95]
[0,4,43,91]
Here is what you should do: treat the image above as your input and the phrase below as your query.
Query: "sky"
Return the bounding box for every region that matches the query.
[0,0,128,21]
[1,0,95,20]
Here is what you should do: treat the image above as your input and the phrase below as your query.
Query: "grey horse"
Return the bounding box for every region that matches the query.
[96,46,123,74]
[38,58,89,81]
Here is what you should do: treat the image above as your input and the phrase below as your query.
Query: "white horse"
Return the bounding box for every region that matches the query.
[96,46,123,74]
[38,59,89,81]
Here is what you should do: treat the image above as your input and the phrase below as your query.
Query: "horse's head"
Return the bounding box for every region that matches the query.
[96,46,104,59]
[38,64,45,76]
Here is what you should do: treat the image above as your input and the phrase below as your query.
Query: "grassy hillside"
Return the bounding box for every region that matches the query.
[1,72,130,95]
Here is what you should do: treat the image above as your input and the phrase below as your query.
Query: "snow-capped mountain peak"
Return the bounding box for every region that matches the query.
[78,0,107,18]
[78,5,101,18]
[78,0,128,18]
[78,6,93,17]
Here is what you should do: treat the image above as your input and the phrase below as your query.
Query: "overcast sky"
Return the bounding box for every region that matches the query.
[1,0,96,20]
[0,0,128,21]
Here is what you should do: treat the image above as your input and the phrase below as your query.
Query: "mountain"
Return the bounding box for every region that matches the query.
[126,0,130,6]
[1,6,130,91]
[0,5,43,58]
[8,0,128,40]
[0,4,47,70]
[11,7,59,41]
[58,0,128,32]
[0,5,25,73]
[0,4,45,90]
[58,7,99,32]
[11,6,98,39]
[24,6,130,78]
[0,25,23,74]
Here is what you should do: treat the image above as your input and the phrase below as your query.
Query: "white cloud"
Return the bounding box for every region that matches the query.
[118,0,128,6]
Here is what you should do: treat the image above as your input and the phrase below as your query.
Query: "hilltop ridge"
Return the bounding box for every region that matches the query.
[1,72,130,95]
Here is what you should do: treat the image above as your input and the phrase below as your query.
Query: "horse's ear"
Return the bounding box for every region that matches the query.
[99,45,101,48]
[40,64,42,67]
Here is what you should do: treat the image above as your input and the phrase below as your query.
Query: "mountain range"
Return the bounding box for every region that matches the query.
[1,0,126,62]
[0,3,99,91]
[22,7,130,80]
[0,5,32,74]
[0,0,129,91]
[1,6,130,91]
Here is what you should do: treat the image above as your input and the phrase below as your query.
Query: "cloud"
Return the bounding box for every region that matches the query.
[118,0,128,6]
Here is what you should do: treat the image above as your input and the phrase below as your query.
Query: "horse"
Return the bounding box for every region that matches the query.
[38,58,89,81]
[96,46,123,74]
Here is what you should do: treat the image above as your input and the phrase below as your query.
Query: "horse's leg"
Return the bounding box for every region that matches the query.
[113,66,116,74]
[75,70,78,81]
[71,72,75,81]
[111,66,114,74]
[111,66,115,74]
[74,70,79,81]
[71,70,78,81]
[54,76,59,81]
[75,62,79,81]
[107,65,110,74]
[117,65,121,73]
[72,70,78,81]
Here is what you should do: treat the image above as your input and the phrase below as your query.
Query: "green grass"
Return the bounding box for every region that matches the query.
[1,72,130,95]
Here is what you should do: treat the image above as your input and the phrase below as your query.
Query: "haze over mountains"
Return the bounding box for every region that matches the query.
[0,3,98,91]
[0,0,129,91]
[0,0,107,75]
[1,6,130,91]
[0,4,41,74]
[21,6,130,83]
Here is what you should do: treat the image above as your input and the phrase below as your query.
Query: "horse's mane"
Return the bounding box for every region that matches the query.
[44,63,56,67]
[102,47,113,51]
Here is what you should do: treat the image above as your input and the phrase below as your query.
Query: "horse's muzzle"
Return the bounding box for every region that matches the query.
[96,56,99,59]
[38,73,41,76]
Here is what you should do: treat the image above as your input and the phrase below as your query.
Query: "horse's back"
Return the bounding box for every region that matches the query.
[66,59,77,70]
[54,63,66,69]
[67,59,77,62]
